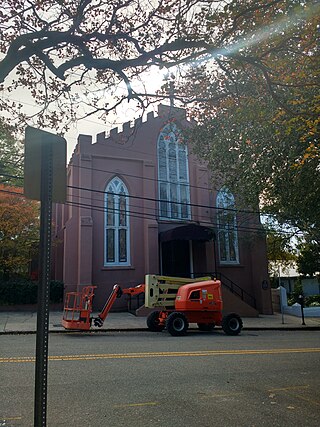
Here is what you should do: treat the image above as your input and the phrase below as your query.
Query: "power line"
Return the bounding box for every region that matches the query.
[70,163,218,194]
[0,187,257,234]
[0,171,288,219]
[0,187,302,237]
[65,199,267,235]
[64,192,300,239]
[65,199,295,236]
[67,190,258,231]
[0,172,258,215]
[1,166,217,203]
[0,174,23,180]
[0,172,303,237]
[67,183,263,217]
[0,189,24,196]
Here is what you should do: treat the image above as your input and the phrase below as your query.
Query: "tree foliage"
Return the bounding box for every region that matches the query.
[266,230,297,279]
[1,0,318,133]
[297,242,320,277]
[0,119,23,185]
[0,0,215,129]
[177,0,319,243]
[0,185,39,279]
[267,231,297,263]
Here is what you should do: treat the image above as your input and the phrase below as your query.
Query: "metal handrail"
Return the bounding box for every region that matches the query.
[194,271,257,309]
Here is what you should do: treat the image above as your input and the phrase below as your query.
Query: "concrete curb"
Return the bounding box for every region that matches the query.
[1,326,320,335]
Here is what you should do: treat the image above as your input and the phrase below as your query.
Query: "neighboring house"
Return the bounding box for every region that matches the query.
[52,104,272,315]
[270,263,320,296]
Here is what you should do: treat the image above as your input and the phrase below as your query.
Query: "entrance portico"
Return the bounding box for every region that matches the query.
[159,224,216,278]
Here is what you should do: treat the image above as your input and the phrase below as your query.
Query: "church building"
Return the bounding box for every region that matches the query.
[53,104,272,316]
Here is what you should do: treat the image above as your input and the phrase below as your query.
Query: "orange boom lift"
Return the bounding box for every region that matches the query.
[62,284,145,331]
[62,279,243,336]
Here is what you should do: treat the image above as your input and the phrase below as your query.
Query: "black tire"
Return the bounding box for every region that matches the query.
[147,311,165,332]
[221,313,243,335]
[166,312,189,336]
[197,323,215,332]
[93,317,104,327]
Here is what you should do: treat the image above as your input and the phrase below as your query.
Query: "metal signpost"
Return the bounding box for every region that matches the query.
[278,265,285,324]
[24,127,66,427]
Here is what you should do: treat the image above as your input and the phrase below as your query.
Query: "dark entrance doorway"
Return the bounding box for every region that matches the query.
[161,240,190,277]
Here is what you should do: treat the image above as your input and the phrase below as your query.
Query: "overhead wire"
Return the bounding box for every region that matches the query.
[0,186,301,237]
[65,199,267,235]
[0,171,287,219]
[66,191,259,233]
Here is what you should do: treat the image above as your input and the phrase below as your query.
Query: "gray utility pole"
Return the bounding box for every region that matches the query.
[24,126,66,427]
[34,141,53,426]
[278,265,285,325]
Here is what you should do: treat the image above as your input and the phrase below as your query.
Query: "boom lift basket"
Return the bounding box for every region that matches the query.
[62,286,96,330]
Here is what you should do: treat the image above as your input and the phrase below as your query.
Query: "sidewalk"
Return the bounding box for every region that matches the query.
[0,311,320,334]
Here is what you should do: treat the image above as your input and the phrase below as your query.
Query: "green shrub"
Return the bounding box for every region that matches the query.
[305,295,320,307]
[292,280,304,301]
[309,301,320,307]
[287,293,320,307]
[0,278,64,305]
[287,294,295,306]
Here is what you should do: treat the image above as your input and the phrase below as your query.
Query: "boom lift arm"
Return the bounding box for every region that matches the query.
[93,284,145,327]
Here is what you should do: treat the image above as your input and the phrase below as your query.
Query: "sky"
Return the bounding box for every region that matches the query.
[1,65,170,161]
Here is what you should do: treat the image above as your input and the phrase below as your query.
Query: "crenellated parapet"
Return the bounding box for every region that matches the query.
[93,104,187,146]
[95,111,157,144]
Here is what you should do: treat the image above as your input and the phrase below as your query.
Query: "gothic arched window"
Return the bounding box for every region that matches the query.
[157,123,191,220]
[216,188,239,264]
[105,177,130,266]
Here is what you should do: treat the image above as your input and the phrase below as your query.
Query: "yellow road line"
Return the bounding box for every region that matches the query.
[269,385,310,392]
[1,417,22,420]
[268,385,320,406]
[0,348,320,363]
[202,392,244,398]
[113,402,158,408]
[284,392,320,407]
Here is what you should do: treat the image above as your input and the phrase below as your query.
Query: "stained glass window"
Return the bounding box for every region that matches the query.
[157,123,191,220]
[216,188,239,264]
[105,177,130,266]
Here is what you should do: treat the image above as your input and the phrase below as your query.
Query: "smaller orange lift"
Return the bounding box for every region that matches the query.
[62,279,243,336]
[62,286,96,331]
[62,284,145,331]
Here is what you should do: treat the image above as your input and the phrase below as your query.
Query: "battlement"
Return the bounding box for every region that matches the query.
[95,104,187,145]
[95,111,156,144]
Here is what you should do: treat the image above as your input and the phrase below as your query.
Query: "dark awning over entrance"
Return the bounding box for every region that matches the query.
[159,224,216,243]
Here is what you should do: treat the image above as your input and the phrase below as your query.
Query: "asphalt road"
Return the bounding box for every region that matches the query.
[0,330,320,427]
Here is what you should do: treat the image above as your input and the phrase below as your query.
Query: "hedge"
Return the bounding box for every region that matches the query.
[287,293,320,307]
[0,279,64,305]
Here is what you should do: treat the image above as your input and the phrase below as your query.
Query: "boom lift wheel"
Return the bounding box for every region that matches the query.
[221,313,243,335]
[94,317,104,327]
[147,311,165,332]
[166,312,189,336]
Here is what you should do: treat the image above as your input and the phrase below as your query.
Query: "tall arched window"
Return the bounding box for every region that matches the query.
[105,177,130,266]
[157,123,191,220]
[216,188,239,264]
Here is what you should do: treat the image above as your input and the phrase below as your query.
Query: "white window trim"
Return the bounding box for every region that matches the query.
[157,123,191,221]
[104,177,130,267]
